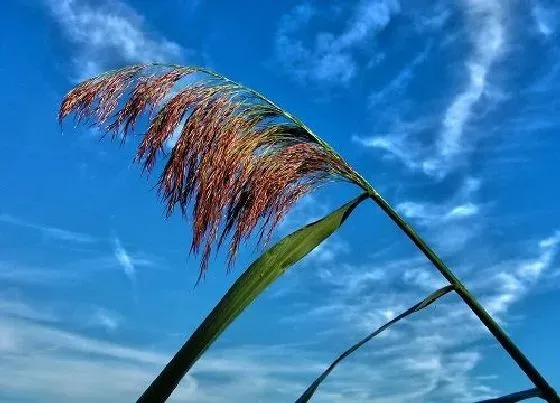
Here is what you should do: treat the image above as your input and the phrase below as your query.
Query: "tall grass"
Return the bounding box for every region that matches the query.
[59,63,559,403]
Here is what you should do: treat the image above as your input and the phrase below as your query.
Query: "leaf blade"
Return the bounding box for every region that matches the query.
[137,192,368,402]
[474,388,544,403]
[295,285,454,403]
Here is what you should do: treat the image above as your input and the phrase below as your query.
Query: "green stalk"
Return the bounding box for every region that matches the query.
[363,187,559,403]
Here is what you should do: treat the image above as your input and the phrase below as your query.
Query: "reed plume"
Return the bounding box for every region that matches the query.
[59,63,363,279]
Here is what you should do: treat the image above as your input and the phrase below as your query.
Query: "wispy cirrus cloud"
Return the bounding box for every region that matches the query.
[0,252,159,288]
[395,177,484,253]
[307,237,351,264]
[1,296,424,402]
[480,231,560,317]
[352,116,433,172]
[87,306,122,333]
[46,0,187,79]
[424,0,506,177]
[277,193,331,235]
[0,312,483,403]
[369,44,432,107]
[112,235,137,282]
[0,213,96,243]
[280,260,494,401]
[0,311,190,403]
[278,227,559,401]
[0,261,80,286]
[356,1,507,178]
[531,1,557,37]
[0,296,59,323]
[274,0,400,85]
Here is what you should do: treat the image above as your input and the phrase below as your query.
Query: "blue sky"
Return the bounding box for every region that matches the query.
[1,0,559,401]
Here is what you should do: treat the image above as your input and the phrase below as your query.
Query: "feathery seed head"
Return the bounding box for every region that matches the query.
[59,63,363,280]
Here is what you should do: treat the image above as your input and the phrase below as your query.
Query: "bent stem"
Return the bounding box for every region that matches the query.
[363,187,559,403]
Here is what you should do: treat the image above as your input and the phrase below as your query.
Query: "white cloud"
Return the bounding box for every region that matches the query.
[284,256,427,330]
[403,267,446,291]
[396,201,479,225]
[0,261,80,285]
[280,228,560,401]
[316,262,387,297]
[0,253,159,288]
[5,224,555,402]
[338,0,400,47]
[414,2,452,32]
[482,231,560,317]
[275,0,400,84]
[353,134,419,169]
[369,45,431,107]
[0,213,96,243]
[112,235,136,282]
[394,177,483,253]
[356,1,506,178]
[425,0,505,176]
[0,297,59,323]
[0,313,196,402]
[447,202,479,218]
[88,307,122,333]
[531,2,556,37]
[352,115,435,172]
[307,237,351,263]
[47,0,186,79]
[282,266,494,401]
[0,299,404,402]
[277,193,331,235]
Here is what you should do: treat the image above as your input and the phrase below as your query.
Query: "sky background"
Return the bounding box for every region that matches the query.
[1,0,559,402]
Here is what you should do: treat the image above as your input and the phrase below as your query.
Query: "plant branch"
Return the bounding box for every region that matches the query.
[295,286,454,402]
[363,187,559,402]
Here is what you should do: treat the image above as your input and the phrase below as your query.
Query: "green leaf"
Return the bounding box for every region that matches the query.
[295,285,454,403]
[137,192,368,402]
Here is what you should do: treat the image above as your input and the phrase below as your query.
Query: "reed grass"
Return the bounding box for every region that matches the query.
[59,63,559,403]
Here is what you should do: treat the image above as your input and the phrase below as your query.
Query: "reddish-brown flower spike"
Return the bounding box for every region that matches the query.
[58,63,363,280]
[59,65,144,125]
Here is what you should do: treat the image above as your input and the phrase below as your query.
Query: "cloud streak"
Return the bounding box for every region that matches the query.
[275,0,400,84]
[395,177,484,253]
[112,236,136,282]
[424,0,505,176]
[0,298,414,402]
[279,228,560,401]
[531,1,557,37]
[0,213,96,243]
[46,0,186,79]
[88,306,122,333]
[481,231,560,317]
[369,45,431,107]
[355,1,507,178]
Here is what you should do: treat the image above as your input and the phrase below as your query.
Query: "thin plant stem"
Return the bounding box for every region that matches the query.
[363,187,559,403]
[475,388,544,403]
[295,286,454,403]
